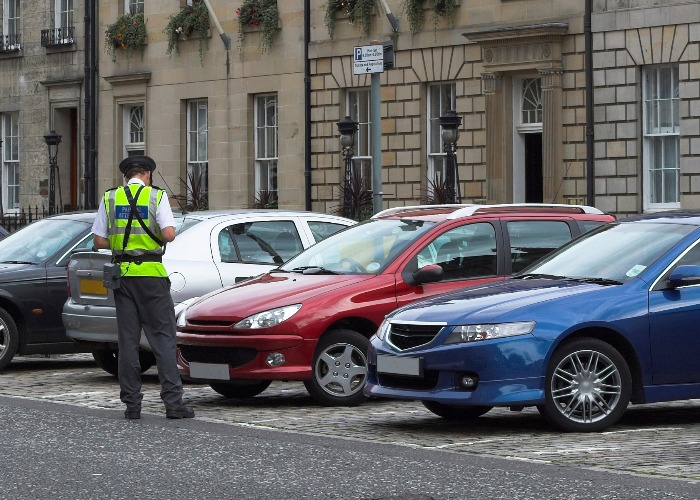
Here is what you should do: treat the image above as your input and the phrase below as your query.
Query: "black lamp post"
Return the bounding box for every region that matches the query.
[43,130,62,215]
[439,110,462,204]
[337,115,358,218]
[0,137,3,218]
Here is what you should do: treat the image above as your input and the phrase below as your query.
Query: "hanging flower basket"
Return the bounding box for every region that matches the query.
[325,0,375,39]
[401,0,459,36]
[236,0,280,54]
[105,12,146,67]
[164,0,210,64]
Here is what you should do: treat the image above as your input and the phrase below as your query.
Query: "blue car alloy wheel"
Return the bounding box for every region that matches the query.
[541,338,632,432]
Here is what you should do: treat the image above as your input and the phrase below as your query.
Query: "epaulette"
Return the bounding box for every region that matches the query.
[151,185,163,191]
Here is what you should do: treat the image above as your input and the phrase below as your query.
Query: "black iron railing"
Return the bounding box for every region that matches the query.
[0,33,21,52]
[0,204,85,234]
[41,27,75,47]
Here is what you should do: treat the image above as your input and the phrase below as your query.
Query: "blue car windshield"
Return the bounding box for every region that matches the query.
[521,222,696,284]
[281,218,435,275]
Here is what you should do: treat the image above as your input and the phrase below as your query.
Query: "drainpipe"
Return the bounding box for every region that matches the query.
[304,0,312,211]
[83,0,97,209]
[585,0,594,206]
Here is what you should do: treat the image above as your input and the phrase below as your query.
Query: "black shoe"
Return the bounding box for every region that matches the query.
[124,408,141,419]
[166,406,195,419]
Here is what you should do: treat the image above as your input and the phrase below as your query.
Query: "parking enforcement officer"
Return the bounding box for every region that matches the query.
[92,155,194,420]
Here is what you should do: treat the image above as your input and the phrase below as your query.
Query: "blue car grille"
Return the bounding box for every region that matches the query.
[377,371,439,391]
[388,322,444,350]
[179,345,257,367]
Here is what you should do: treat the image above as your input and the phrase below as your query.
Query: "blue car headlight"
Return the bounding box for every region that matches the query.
[233,304,302,330]
[444,321,536,344]
[374,319,390,341]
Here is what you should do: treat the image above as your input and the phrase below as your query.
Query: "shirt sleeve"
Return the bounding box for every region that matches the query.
[156,191,176,230]
[92,197,108,238]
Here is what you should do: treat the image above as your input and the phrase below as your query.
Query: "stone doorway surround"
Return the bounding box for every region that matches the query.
[464,23,567,204]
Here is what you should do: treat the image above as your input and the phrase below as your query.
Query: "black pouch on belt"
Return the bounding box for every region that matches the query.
[103,262,121,290]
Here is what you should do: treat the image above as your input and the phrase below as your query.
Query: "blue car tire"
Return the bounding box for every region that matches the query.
[542,337,632,432]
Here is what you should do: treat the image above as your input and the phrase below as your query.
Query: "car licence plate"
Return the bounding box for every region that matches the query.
[376,354,423,377]
[189,362,229,380]
[79,279,107,296]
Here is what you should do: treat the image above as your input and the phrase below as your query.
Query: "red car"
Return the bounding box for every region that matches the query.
[176,204,614,406]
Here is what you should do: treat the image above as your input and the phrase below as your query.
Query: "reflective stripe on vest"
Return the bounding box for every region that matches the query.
[105,185,167,277]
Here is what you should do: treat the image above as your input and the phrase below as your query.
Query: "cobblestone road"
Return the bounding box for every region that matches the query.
[2,354,700,485]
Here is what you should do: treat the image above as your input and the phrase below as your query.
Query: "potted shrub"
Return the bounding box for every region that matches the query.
[104,11,146,66]
[164,0,210,64]
[236,0,280,54]
[325,0,375,39]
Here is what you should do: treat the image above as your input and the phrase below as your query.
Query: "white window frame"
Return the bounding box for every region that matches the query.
[55,0,73,29]
[512,77,543,203]
[346,89,372,188]
[126,0,144,14]
[254,94,278,199]
[123,103,145,157]
[3,0,21,49]
[187,99,208,206]
[643,64,680,212]
[427,83,456,194]
[2,112,20,213]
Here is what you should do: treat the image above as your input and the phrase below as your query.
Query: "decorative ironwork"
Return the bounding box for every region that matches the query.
[0,33,21,52]
[41,27,75,47]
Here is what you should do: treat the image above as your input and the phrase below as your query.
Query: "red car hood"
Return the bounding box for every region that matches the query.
[185,271,376,322]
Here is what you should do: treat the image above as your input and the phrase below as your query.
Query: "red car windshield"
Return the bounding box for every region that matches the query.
[281,218,436,275]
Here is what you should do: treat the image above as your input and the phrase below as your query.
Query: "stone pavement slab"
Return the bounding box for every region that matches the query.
[2,354,700,484]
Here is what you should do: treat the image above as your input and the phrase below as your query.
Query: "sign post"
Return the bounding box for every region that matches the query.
[354,44,385,214]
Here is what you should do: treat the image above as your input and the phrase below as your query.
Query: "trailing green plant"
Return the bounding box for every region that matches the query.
[325,0,375,39]
[429,0,458,32]
[401,0,423,35]
[401,0,458,36]
[104,11,146,66]
[252,189,278,209]
[164,1,210,64]
[236,0,280,54]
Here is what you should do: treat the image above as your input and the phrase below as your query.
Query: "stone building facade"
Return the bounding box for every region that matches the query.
[4,1,698,219]
[0,0,86,214]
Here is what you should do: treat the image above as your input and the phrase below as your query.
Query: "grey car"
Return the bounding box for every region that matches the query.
[63,209,355,375]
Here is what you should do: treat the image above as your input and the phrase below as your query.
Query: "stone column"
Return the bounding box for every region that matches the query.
[539,67,564,203]
[483,72,504,203]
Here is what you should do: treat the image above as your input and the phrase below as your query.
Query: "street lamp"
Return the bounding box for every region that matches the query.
[43,130,62,215]
[0,137,3,218]
[439,110,462,203]
[337,115,358,218]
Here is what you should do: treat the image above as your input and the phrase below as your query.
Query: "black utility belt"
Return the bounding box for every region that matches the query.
[114,254,162,264]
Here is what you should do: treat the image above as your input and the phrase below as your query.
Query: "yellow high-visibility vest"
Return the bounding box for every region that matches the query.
[105,184,167,277]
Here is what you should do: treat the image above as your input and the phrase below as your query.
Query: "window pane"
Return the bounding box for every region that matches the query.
[508,221,572,272]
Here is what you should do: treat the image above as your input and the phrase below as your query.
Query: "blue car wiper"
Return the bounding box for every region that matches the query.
[573,277,623,286]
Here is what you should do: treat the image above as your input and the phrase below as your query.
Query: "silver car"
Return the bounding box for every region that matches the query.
[63,209,355,375]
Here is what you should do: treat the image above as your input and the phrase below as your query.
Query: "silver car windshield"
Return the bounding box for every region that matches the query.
[520,222,696,284]
[0,218,89,264]
[281,219,435,275]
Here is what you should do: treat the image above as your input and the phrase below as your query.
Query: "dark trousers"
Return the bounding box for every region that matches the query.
[114,276,184,410]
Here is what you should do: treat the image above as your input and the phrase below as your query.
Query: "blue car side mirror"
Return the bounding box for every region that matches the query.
[667,265,700,289]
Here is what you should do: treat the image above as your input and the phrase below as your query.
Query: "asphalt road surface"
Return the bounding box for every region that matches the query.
[1,354,699,499]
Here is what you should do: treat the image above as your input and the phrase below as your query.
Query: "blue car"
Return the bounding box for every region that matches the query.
[365,213,700,432]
